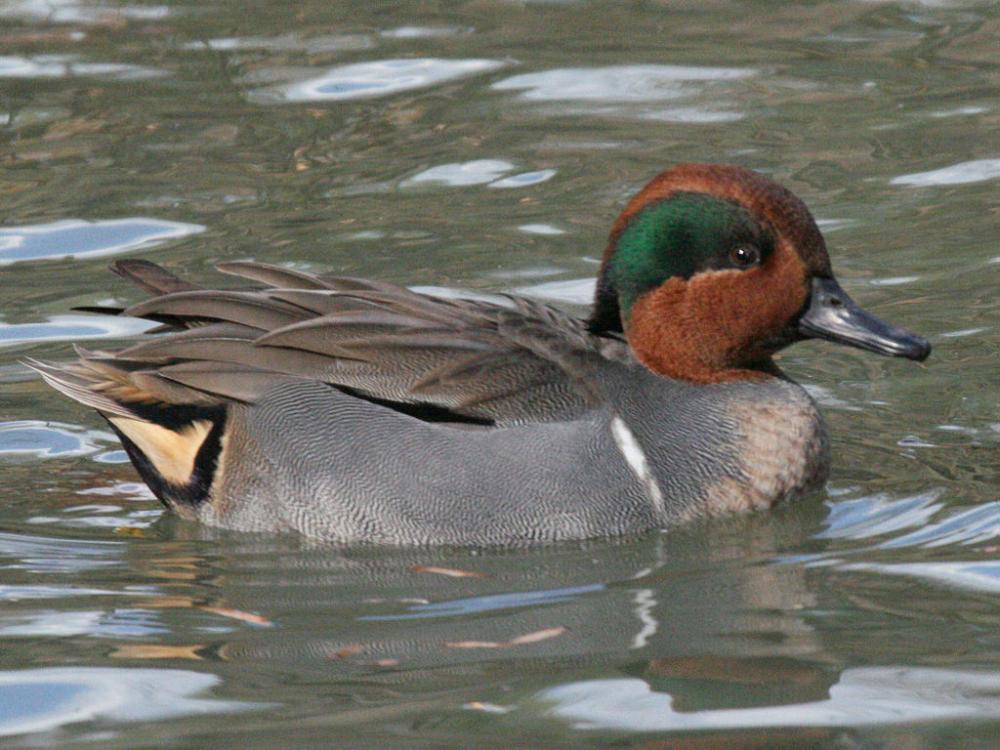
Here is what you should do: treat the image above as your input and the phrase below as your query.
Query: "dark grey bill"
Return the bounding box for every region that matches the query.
[798,276,931,361]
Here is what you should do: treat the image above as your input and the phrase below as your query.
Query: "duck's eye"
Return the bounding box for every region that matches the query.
[729,245,760,268]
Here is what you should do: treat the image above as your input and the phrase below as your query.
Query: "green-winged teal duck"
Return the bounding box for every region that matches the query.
[32,164,930,544]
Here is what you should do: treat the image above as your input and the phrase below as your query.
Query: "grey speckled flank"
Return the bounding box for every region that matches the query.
[203,370,827,545]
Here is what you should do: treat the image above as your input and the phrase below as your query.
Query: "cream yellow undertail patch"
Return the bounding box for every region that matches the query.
[109,418,213,486]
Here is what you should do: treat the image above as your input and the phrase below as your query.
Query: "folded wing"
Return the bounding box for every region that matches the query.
[34,260,631,427]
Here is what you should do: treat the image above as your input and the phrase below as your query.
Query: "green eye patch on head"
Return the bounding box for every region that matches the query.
[608,192,774,319]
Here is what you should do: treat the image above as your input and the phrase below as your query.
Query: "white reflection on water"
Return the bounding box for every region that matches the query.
[639,107,743,124]
[0,0,167,24]
[28,505,161,530]
[820,492,1000,550]
[541,669,1000,730]
[808,492,1000,594]
[0,55,163,80]
[0,217,204,265]
[514,277,595,304]
[0,668,264,738]
[0,610,104,637]
[408,286,506,304]
[494,65,755,102]
[0,314,156,347]
[0,531,121,574]
[0,421,115,459]
[258,58,507,103]
[488,169,557,188]
[869,275,919,286]
[877,501,1000,549]
[818,490,944,541]
[402,159,515,187]
[0,607,166,638]
[891,158,1000,186]
[841,561,1000,594]
[0,585,124,600]
[380,26,471,39]
[492,65,755,121]
[183,34,373,53]
[517,224,565,236]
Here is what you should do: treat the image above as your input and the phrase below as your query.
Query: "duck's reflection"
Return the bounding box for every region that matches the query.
[136,505,830,680]
[113,504,1000,745]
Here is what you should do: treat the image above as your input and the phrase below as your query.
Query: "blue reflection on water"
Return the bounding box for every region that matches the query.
[0,315,156,347]
[0,217,204,265]
[0,668,266,738]
[0,421,115,459]
[360,583,604,621]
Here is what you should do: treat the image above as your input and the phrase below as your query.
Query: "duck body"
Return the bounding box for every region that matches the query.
[203,363,824,544]
[33,164,927,545]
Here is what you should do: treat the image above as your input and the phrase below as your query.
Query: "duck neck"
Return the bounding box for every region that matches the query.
[624,282,775,385]
[589,267,624,335]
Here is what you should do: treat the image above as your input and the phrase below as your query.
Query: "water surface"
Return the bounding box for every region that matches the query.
[1,1,998,747]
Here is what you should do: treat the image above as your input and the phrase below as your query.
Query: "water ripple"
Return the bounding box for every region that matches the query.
[488,169,557,189]
[381,26,471,39]
[0,667,264,738]
[514,278,594,304]
[184,33,372,53]
[879,502,1000,549]
[540,668,1000,730]
[255,58,507,103]
[0,531,121,574]
[0,217,204,265]
[818,490,944,541]
[890,158,1000,186]
[0,608,167,638]
[493,65,755,102]
[841,562,1000,595]
[359,583,603,621]
[0,1,168,24]
[0,314,156,347]
[0,421,114,459]
[0,55,163,81]
[492,64,755,121]
[402,159,515,187]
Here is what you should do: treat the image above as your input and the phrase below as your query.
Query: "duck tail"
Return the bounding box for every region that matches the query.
[25,350,226,514]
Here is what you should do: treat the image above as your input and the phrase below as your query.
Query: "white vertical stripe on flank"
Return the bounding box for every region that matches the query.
[610,416,665,515]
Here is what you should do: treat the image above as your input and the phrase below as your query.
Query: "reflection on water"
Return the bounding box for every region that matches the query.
[0,0,168,24]
[493,65,757,122]
[0,54,163,80]
[0,0,998,746]
[380,26,471,40]
[0,420,114,458]
[489,169,557,188]
[183,33,373,53]
[254,58,507,103]
[402,159,515,187]
[515,277,594,304]
[890,158,1000,187]
[0,667,261,737]
[0,218,204,265]
[0,314,156,346]
[493,65,756,102]
[540,669,1000,731]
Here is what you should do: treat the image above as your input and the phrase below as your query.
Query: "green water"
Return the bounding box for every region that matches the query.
[1,1,998,747]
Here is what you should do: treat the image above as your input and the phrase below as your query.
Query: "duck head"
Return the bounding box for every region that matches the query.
[590,163,930,383]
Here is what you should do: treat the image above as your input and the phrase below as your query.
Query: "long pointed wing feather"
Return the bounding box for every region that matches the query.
[34,261,629,425]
